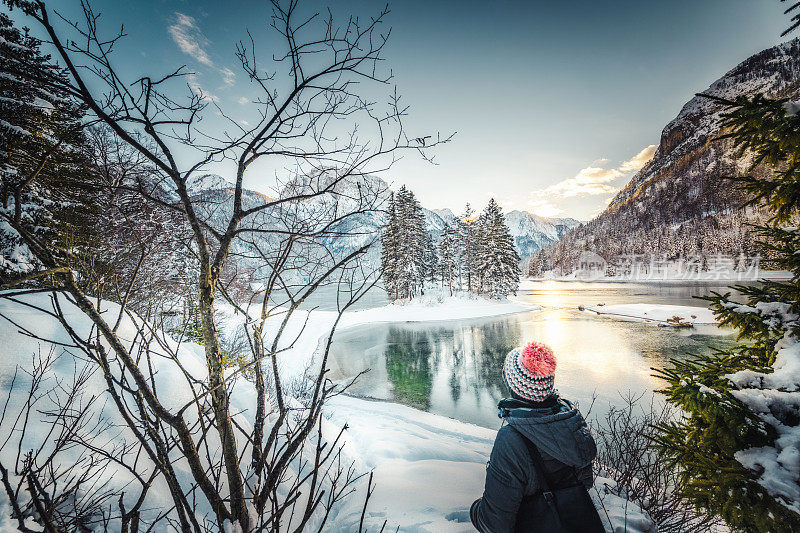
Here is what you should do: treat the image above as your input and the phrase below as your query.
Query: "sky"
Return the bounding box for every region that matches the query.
[16,0,792,220]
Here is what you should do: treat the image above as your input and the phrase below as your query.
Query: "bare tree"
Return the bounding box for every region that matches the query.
[0,0,448,530]
[592,394,723,533]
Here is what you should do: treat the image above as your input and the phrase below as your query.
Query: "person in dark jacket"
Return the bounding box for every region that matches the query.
[470,342,597,533]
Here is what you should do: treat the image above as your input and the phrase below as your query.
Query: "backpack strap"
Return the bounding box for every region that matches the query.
[509,426,565,530]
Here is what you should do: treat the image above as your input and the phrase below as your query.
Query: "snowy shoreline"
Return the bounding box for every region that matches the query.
[583,303,718,326]
[522,270,792,286]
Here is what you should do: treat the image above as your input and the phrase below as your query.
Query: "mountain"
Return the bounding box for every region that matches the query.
[504,210,580,258]
[533,38,800,274]
[184,172,573,267]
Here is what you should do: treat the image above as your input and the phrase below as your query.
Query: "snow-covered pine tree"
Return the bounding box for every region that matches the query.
[382,186,428,299]
[458,203,477,292]
[474,199,520,298]
[654,94,800,532]
[528,254,544,278]
[0,12,91,279]
[422,231,439,288]
[439,224,459,295]
[381,192,400,299]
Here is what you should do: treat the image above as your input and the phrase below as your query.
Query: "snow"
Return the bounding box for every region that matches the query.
[584,303,718,325]
[529,269,793,283]
[726,336,800,513]
[322,395,655,533]
[0,290,653,532]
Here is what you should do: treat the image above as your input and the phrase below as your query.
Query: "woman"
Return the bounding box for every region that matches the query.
[469,342,599,532]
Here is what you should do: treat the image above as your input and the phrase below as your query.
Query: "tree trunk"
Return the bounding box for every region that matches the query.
[198,273,249,530]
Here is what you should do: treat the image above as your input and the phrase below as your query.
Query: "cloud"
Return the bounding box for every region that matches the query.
[168,13,213,67]
[187,74,217,102]
[530,143,657,202]
[540,166,623,198]
[528,199,564,218]
[237,96,249,105]
[619,144,657,173]
[525,143,657,219]
[220,67,236,87]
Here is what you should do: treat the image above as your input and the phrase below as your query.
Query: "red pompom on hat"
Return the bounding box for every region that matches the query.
[502,341,557,402]
[520,342,557,376]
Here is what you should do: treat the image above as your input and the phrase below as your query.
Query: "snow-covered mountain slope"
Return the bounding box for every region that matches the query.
[534,38,800,273]
[186,173,233,193]
[505,210,579,258]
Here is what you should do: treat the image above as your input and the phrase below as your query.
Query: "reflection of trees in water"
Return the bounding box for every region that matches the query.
[474,320,522,397]
[385,327,434,410]
[446,319,522,403]
[382,319,523,409]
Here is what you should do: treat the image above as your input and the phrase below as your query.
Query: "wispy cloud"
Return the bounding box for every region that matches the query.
[169,13,239,101]
[619,144,657,173]
[168,13,213,67]
[237,96,249,105]
[187,74,218,102]
[220,67,236,87]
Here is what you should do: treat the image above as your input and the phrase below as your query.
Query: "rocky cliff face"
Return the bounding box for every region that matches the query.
[609,38,800,217]
[534,39,800,273]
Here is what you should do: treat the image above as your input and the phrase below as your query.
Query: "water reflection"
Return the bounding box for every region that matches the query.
[384,328,434,410]
[327,282,746,428]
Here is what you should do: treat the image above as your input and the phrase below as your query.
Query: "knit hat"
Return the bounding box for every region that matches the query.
[502,342,557,402]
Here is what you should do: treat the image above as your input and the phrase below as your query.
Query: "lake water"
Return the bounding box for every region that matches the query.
[327,281,746,428]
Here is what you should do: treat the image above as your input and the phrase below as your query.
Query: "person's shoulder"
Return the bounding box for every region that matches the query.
[496,424,521,440]
[492,425,528,458]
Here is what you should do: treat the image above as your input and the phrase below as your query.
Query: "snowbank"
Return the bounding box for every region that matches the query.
[584,303,717,326]
[323,395,655,533]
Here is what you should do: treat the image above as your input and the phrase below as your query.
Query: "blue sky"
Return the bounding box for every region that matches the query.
[24,0,791,220]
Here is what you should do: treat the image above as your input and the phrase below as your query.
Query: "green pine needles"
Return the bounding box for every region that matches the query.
[654,94,800,532]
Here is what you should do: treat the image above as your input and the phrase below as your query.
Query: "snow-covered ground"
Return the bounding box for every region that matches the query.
[0,290,655,532]
[583,303,718,325]
[323,395,655,532]
[527,270,793,284]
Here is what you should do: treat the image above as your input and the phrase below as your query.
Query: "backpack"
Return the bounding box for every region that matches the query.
[510,427,605,533]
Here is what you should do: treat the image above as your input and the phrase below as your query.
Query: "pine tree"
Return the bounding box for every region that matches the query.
[528,254,544,278]
[171,297,206,345]
[0,12,92,278]
[458,203,477,292]
[380,186,428,299]
[474,199,521,298]
[381,192,399,299]
[439,224,459,296]
[422,231,438,288]
[654,93,800,532]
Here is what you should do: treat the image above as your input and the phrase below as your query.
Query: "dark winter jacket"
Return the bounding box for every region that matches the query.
[469,395,596,533]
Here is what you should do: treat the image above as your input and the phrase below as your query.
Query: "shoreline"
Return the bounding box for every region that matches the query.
[522,270,792,286]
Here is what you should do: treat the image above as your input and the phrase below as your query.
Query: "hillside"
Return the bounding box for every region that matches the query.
[533,38,800,274]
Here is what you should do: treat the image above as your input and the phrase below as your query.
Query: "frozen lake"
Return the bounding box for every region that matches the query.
[328,281,747,427]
